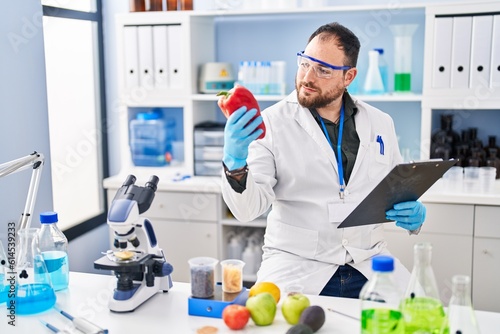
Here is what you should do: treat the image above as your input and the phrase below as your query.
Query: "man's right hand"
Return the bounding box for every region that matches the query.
[223,106,264,171]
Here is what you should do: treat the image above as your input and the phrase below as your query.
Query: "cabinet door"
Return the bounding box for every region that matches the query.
[473,205,500,312]
[473,238,500,312]
[384,203,474,303]
[154,219,219,283]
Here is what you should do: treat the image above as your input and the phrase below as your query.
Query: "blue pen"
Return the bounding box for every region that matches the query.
[376,135,384,155]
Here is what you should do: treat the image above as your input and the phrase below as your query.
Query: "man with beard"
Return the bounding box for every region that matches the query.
[220,22,426,298]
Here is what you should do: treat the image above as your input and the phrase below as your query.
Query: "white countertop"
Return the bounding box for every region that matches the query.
[104,171,500,206]
[1,272,499,333]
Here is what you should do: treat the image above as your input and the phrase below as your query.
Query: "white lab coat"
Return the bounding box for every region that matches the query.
[221,91,411,295]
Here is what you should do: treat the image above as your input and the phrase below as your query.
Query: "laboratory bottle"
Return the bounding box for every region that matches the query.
[360,255,404,334]
[389,24,418,92]
[364,50,385,95]
[15,228,56,315]
[242,245,256,276]
[38,211,69,291]
[227,234,243,260]
[374,48,389,93]
[401,242,446,334]
[440,275,480,334]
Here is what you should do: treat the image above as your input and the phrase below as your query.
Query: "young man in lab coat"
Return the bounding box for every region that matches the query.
[220,22,426,298]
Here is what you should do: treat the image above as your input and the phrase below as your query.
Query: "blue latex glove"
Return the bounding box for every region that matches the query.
[386,201,426,231]
[223,106,264,171]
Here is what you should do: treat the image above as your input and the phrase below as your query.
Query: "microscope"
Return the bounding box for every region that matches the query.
[94,175,173,313]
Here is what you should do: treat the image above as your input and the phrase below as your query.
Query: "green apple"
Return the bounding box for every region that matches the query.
[282,292,311,325]
[245,292,277,326]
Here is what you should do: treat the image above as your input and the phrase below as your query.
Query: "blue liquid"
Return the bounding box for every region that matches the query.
[0,274,6,304]
[42,251,69,291]
[15,283,56,315]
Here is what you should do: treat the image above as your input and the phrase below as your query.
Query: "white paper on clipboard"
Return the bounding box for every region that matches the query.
[337,159,458,229]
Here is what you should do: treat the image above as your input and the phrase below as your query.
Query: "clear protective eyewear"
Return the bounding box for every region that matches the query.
[296,51,352,79]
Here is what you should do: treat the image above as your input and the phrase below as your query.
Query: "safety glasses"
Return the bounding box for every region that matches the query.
[297,51,352,79]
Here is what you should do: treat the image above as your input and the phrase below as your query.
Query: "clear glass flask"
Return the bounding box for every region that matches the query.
[401,242,446,334]
[440,275,480,334]
[389,24,418,93]
[14,228,56,315]
[360,255,404,334]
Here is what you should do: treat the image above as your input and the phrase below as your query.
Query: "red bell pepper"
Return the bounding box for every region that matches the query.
[217,84,266,139]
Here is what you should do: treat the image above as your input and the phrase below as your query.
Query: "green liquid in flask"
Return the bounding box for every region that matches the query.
[394,73,411,92]
[362,308,404,334]
[401,297,446,334]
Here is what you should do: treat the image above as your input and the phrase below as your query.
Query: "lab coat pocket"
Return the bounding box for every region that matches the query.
[368,139,391,181]
[266,221,318,259]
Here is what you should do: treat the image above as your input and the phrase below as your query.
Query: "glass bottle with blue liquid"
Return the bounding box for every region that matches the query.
[38,212,69,291]
[15,228,56,315]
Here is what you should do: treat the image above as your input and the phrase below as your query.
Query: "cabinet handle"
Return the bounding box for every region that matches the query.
[482,249,489,254]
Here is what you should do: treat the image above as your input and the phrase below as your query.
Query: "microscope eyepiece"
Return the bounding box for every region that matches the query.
[145,175,159,192]
[123,175,137,186]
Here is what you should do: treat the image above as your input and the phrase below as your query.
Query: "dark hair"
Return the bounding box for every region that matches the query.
[308,22,360,67]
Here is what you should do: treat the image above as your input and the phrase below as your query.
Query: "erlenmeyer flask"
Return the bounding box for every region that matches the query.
[0,240,7,304]
[14,228,56,315]
[401,242,446,334]
[389,24,418,93]
[440,275,480,334]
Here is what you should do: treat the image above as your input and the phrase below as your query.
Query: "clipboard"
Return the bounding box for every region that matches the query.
[337,159,458,228]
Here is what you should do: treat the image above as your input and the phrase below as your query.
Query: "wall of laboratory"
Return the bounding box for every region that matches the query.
[0,0,53,245]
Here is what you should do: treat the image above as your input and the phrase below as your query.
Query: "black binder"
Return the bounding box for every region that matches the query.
[338,159,458,228]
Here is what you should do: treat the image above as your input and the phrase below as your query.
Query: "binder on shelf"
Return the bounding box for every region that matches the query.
[138,25,155,89]
[167,24,183,90]
[153,25,169,89]
[470,15,493,89]
[450,16,472,89]
[123,26,139,89]
[432,17,453,89]
[490,15,500,89]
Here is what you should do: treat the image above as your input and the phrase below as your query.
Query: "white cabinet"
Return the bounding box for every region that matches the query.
[384,203,474,303]
[473,205,500,312]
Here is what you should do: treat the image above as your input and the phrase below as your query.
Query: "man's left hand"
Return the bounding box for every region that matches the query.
[386,201,426,231]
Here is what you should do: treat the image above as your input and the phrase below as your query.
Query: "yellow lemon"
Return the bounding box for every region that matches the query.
[249,281,281,304]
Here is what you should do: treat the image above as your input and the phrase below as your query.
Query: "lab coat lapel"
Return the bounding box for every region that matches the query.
[292,104,339,174]
[349,102,370,180]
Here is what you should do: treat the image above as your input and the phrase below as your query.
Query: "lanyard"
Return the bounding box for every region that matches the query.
[319,102,345,199]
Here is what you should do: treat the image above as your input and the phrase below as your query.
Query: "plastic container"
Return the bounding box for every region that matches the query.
[188,257,218,298]
[389,24,418,92]
[38,211,69,291]
[374,48,389,93]
[360,255,404,334]
[364,50,385,95]
[129,111,175,167]
[220,259,245,293]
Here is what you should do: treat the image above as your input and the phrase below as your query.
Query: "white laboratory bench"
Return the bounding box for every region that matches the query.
[1,272,499,333]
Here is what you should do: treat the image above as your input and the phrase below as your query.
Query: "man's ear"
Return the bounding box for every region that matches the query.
[344,67,358,88]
